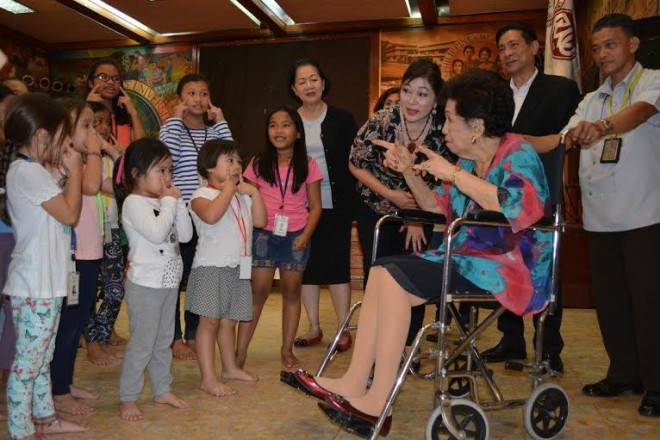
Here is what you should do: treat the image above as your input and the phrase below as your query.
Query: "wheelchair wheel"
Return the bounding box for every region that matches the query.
[425,399,489,440]
[446,355,471,398]
[523,383,569,439]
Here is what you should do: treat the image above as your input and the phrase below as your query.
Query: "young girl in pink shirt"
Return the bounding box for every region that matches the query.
[238,106,322,370]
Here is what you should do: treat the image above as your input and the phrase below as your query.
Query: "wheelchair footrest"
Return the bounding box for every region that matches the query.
[504,360,525,371]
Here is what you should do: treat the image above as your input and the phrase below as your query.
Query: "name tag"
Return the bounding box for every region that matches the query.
[67,271,80,306]
[273,214,289,237]
[239,255,252,279]
[600,137,622,163]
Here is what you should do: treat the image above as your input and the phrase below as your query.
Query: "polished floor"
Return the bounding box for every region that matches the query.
[4,289,659,439]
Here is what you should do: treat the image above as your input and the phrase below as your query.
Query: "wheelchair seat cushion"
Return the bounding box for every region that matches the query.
[374,255,486,301]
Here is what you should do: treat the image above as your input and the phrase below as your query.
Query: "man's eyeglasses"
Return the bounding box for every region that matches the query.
[94,73,122,84]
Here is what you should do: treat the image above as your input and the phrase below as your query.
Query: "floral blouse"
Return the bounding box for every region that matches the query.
[421,134,552,316]
[349,106,457,215]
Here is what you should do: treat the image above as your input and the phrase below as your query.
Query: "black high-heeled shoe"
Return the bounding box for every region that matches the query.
[318,395,392,438]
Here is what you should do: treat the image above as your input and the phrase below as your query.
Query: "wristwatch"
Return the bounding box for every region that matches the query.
[598,118,613,134]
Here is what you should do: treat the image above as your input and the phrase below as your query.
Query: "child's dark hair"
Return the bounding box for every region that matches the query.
[87,100,111,115]
[253,105,308,193]
[0,85,13,102]
[176,73,210,97]
[197,139,240,179]
[113,138,172,210]
[85,58,130,125]
[1,93,68,225]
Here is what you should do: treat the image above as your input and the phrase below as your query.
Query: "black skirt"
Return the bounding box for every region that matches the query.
[302,208,353,285]
[375,255,482,300]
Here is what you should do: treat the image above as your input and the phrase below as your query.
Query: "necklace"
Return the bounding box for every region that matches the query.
[402,114,431,150]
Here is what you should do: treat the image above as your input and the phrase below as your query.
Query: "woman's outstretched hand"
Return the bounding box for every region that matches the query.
[412,144,454,182]
[372,139,414,173]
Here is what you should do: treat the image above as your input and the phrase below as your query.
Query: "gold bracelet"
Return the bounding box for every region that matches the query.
[451,166,462,185]
[86,151,102,159]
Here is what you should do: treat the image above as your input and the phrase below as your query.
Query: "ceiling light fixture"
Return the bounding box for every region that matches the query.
[229,0,261,27]
[72,0,157,36]
[261,0,294,25]
[405,0,422,18]
[0,0,35,14]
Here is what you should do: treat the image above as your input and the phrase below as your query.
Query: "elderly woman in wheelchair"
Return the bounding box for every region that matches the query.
[282,70,562,438]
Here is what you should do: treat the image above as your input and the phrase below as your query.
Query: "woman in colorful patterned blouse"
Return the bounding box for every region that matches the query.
[285,70,552,436]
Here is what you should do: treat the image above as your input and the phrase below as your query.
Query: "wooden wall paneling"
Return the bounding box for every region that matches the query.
[199,35,371,161]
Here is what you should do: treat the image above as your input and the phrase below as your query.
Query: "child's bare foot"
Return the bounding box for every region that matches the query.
[154,391,189,409]
[281,352,303,370]
[101,344,124,359]
[53,394,94,415]
[119,401,144,421]
[200,378,236,397]
[109,329,127,346]
[221,368,258,382]
[38,416,89,434]
[171,339,196,360]
[70,385,99,400]
[87,341,120,365]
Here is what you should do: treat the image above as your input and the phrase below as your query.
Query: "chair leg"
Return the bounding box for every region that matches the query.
[316,300,362,376]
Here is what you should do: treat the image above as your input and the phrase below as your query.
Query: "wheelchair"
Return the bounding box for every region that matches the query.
[315,141,570,440]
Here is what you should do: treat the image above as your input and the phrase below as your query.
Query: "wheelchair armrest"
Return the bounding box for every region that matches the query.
[465,211,557,228]
[392,209,447,225]
[465,210,506,223]
[534,217,555,227]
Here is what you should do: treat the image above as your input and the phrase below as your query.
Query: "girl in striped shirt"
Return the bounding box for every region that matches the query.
[159,73,233,361]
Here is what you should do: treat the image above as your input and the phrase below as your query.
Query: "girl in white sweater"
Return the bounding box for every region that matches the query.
[114,138,193,421]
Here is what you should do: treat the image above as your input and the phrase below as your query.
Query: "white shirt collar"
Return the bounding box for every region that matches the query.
[509,68,538,92]
[599,61,643,95]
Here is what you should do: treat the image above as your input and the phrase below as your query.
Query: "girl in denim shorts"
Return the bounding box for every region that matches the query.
[237,105,322,369]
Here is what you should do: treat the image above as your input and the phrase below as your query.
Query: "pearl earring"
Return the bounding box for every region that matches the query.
[471,136,477,144]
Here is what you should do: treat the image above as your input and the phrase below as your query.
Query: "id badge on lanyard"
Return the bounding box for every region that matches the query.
[600,68,644,164]
[229,195,252,279]
[67,228,80,306]
[273,162,292,237]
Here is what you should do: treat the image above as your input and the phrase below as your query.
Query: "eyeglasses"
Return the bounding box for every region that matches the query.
[94,73,122,84]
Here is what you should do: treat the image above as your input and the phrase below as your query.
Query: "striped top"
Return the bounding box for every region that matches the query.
[159,117,233,202]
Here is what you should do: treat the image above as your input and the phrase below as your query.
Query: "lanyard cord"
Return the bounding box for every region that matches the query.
[184,125,208,151]
[229,195,248,256]
[275,162,293,210]
[608,68,644,116]
[207,184,248,256]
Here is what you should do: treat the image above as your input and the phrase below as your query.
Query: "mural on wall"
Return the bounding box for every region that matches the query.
[49,44,194,137]
[380,21,545,92]
[0,40,49,90]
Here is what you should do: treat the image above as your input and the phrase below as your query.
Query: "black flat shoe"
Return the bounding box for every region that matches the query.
[319,396,391,438]
[582,378,644,397]
[639,391,660,417]
[481,341,526,363]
